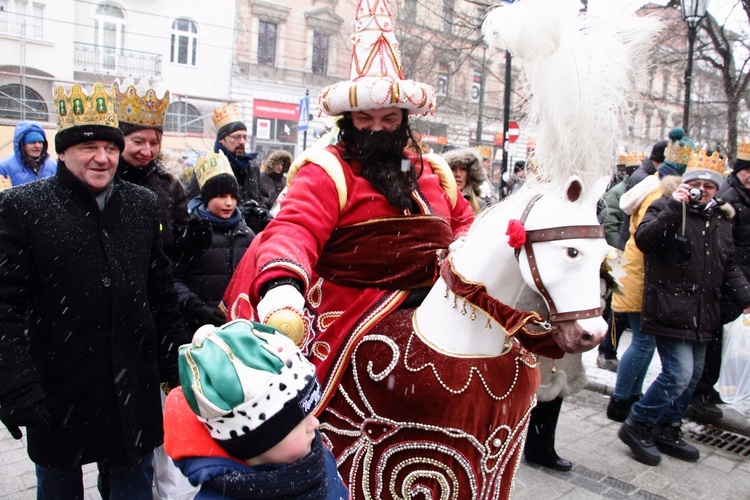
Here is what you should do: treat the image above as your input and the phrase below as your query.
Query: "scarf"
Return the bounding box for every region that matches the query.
[193,200,243,229]
[206,432,328,499]
[22,154,43,175]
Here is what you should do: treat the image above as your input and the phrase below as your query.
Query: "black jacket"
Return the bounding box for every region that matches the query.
[636,196,750,342]
[174,216,254,332]
[118,159,194,262]
[260,170,285,209]
[718,173,750,320]
[0,164,186,467]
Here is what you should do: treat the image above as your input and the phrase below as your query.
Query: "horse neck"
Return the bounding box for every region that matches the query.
[414,195,533,356]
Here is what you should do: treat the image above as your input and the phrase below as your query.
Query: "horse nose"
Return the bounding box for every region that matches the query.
[581,333,592,342]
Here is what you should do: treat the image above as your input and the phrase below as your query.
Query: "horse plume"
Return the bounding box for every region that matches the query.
[482,0,661,191]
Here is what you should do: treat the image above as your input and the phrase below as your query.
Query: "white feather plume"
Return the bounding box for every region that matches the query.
[482,0,661,191]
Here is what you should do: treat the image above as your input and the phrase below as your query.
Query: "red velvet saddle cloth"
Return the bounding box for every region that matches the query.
[320,308,541,500]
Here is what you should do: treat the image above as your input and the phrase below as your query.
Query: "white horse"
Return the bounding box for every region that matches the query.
[320,175,609,499]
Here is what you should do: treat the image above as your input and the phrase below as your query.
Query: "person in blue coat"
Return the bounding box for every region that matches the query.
[0,121,56,186]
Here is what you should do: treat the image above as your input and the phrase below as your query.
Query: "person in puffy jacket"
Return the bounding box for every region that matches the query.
[0,121,56,187]
[174,151,254,331]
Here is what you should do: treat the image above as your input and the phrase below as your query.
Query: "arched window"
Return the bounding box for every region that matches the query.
[171,18,197,66]
[0,84,48,121]
[165,101,202,134]
[93,3,126,70]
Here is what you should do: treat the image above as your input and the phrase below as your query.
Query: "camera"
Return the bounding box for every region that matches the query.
[688,188,703,201]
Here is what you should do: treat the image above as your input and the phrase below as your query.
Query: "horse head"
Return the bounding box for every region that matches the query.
[514,176,609,352]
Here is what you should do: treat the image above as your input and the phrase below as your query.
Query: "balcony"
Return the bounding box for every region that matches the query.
[74,42,162,79]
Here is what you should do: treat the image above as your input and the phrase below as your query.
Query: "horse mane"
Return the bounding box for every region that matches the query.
[483,0,661,192]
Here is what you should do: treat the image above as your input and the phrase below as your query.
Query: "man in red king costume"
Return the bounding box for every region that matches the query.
[223,0,475,405]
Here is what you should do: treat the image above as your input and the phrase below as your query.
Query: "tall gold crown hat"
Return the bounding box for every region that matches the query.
[112,81,170,130]
[317,0,436,117]
[737,137,750,162]
[212,103,247,139]
[53,82,124,154]
[683,147,726,188]
[618,151,645,168]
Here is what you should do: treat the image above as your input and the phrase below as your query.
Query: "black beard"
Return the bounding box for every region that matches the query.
[339,116,417,211]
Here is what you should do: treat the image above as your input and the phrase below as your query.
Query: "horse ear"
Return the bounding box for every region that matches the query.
[564,176,583,202]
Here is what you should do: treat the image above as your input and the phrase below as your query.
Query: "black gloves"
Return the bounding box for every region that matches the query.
[186,213,213,252]
[0,383,50,440]
[239,199,273,233]
[196,303,227,326]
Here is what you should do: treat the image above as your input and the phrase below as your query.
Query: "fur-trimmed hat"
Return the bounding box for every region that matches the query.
[317,0,435,117]
[263,150,293,174]
[194,151,239,201]
[442,148,487,193]
[179,320,321,460]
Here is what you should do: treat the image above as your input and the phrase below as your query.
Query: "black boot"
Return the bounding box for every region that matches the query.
[524,397,573,471]
[618,415,661,466]
[607,394,640,422]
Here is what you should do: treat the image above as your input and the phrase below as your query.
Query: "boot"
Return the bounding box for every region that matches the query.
[618,415,661,466]
[607,394,640,423]
[652,422,700,462]
[524,397,573,471]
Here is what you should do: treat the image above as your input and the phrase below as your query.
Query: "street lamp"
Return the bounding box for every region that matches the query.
[680,0,709,132]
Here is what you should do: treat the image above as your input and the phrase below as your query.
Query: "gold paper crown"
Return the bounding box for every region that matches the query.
[686,149,726,176]
[665,138,694,167]
[617,151,644,167]
[212,103,243,131]
[112,82,169,128]
[737,138,750,161]
[194,151,234,189]
[54,83,118,132]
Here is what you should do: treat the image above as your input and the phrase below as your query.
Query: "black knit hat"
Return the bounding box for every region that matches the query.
[216,121,247,141]
[649,140,668,163]
[733,158,750,174]
[201,173,238,201]
[55,124,125,154]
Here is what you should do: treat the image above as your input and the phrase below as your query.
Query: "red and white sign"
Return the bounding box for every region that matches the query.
[507,121,520,143]
[253,100,299,120]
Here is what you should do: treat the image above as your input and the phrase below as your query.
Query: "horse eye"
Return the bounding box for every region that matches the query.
[566,247,579,258]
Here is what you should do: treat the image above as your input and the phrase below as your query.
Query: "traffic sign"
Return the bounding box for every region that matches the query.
[298,96,310,132]
[507,121,520,143]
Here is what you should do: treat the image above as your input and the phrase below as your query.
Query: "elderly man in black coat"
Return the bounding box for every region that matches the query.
[0,82,187,498]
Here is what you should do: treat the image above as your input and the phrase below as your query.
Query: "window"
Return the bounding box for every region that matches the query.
[0,0,42,37]
[165,101,203,134]
[0,84,48,121]
[258,21,276,65]
[436,63,449,97]
[0,0,9,33]
[170,18,197,66]
[31,2,43,38]
[642,111,651,139]
[312,32,328,75]
[93,3,126,70]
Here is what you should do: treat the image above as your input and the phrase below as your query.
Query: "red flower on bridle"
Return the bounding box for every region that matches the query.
[506,219,527,248]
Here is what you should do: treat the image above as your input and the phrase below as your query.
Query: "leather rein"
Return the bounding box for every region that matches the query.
[514,194,604,323]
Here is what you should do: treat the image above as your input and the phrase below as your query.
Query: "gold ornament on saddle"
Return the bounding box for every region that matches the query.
[112,82,170,128]
[54,83,118,132]
[264,309,305,345]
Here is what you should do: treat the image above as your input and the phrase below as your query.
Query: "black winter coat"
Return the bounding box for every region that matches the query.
[0,163,186,468]
[173,217,254,332]
[718,173,750,320]
[635,196,750,342]
[118,159,191,262]
[259,170,285,209]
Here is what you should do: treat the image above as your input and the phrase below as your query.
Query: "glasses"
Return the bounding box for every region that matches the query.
[224,133,247,143]
[687,181,717,190]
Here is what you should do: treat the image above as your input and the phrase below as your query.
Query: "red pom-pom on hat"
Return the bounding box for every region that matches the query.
[506,219,527,248]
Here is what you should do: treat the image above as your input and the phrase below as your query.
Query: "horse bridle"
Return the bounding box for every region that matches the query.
[514,194,604,323]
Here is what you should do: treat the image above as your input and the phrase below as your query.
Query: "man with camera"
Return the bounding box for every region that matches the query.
[618,148,750,466]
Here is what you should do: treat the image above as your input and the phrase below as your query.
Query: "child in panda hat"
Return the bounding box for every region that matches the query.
[163,320,348,499]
